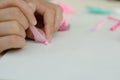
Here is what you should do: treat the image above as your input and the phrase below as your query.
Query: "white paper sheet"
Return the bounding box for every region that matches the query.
[0,0,120,80]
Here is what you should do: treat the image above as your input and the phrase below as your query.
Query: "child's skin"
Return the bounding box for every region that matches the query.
[0,0,63,53]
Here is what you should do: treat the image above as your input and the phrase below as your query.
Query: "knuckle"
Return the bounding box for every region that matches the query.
[56,5,63,13]
[9,35,25,48]
[48,8,56,15]
[10,21,26,38]
[9,35,20,45]
[10,7,21,17]
[10,21,20,33]
[10,35,19,42]
[9,7,29,30]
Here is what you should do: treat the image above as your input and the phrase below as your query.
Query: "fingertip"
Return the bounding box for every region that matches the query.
[31,17,37,26]
[44,41,49,45]
[45,25,52,42]
[46,34,52,43]
[28,2,37,25]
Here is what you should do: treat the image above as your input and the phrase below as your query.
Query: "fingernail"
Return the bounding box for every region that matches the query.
[32,19,37,25]
[28,2,36,13]
[30,20,37,26]
[28,2,37,25]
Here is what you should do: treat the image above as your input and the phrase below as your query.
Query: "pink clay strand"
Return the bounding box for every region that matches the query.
[29,26,49,45]
[110,21,120,31]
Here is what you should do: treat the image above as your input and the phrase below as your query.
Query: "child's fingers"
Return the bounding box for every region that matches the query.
[36,4,55,41]
[0,35,26,53]
[28,2,36,13]
[43,9,55,42]
[0,7,29,30]
[47,3,63,31]
[0,0,37,25]
[53,5,63,31]
[0,21,26,38]
[35,1,63,42]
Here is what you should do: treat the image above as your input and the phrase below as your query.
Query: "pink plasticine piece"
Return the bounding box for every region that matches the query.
[110,21,120,31]
[94,18,106,31]
[59,25,70,31]
[94,16,120,32]
[51,1,73,31]
[107,16,120,31]
[55,2,76,14]
[107,16,120,21]
[29,25,48,45]
[60,20,68,26]
[59,20,70,31]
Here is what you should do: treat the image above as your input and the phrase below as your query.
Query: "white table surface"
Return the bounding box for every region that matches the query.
[0,0,120,80]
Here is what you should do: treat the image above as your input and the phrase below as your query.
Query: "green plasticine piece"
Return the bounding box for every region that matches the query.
[87,6,112,14]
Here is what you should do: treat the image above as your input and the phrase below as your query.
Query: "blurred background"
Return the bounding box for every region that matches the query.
[64,0,120,8]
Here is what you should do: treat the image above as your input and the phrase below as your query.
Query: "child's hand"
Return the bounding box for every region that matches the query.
[0,0,36,53]
[26,0,63,42]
